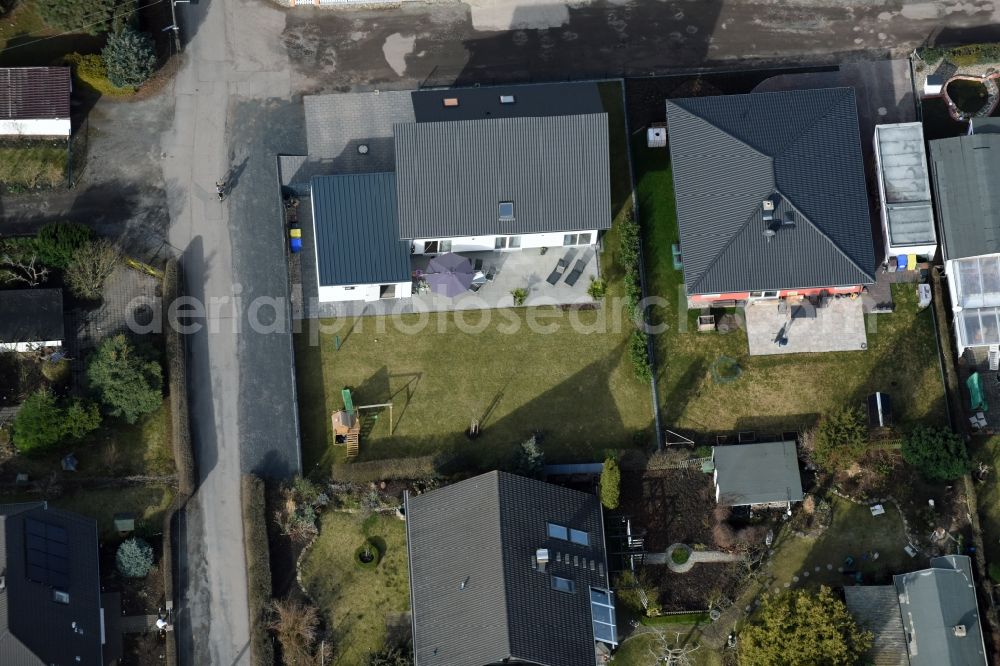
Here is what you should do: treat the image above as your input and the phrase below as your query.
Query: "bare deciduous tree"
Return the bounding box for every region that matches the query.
[1,253,49,286]
[269,598,320,665]
[647,628,701,666]
[65,239,120,300]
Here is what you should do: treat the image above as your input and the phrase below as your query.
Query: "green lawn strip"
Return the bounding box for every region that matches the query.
[300,511,409,666]
[768,497,913,590]
[610,629,722,666]
[640,611,710,626]
[0,143,67,188]
[632,135,947,434]
[970,436,1000,570]
[49,483,175,540]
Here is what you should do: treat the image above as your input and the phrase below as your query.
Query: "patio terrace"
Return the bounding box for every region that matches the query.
[744,297,869,356]
[295,198,600,318]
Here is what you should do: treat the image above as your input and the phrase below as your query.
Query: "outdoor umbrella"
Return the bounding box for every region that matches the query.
[425,252,474,297]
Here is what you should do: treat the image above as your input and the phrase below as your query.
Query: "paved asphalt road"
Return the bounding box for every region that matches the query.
[162,0,302,663]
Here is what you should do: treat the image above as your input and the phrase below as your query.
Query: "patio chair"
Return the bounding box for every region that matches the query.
[546,258,569,285]
[473,258,484,272]
[564,259,587,286]
[485,265,497,282]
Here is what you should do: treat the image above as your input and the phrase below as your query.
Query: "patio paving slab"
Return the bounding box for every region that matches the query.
[745,298,868,356]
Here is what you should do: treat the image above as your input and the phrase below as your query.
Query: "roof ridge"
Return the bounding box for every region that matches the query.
[493,472,515,660]
[774,187,874,280]
[668,101,778,292]
[688,175,774,292]
[773,88,853,160]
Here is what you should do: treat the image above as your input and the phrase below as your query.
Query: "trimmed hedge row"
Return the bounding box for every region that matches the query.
[164,259,196,497]
[242,475,275,666]
[332,455,439,483]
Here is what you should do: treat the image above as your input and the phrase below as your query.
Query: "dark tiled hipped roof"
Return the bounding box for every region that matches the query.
[665,88,876,295]
[0,67,70,120]
[405,471,610,666]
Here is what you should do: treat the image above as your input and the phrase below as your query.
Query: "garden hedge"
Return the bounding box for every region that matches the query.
[164,258,196,497]
[242,475,275,666]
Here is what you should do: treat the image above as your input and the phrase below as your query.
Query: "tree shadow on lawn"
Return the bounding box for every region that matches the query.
[351,342,647,472]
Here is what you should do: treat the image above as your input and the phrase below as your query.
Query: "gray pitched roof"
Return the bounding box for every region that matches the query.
[405,471,611,666]
[665,88,876,295]
[929,133,1000,260]
[393,114,611,240]
[894,555,987,666]
[0,503,103,666]
[0,289,63,344]
[712,441,804,506]
[310,173,412,287]
[844,586,908,666]
[411,81,603,123]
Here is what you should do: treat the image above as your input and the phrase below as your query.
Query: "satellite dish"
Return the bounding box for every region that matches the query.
[763,229,777,241]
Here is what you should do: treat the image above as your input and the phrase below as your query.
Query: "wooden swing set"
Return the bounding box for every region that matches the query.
[331,389,392,459]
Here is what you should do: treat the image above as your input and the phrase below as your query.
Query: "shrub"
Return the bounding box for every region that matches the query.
[813,406,868,470]
[629,329,652,381]
[12,389,64,453]
[241,475,274,666]
[587,277,607,300]
[116,537,154,578]
[41,358,71,384]
[37,0,116,33]
[902,425,971,482]
[86,334,163,423]
[34,222,93,268]
[671,547,690,565]
[102,27,156,89]
[511,287,528,306]
[511,434,545,479]
[62,399,101,439]
[269,598,319,665]
[599,456,621,510]
[740,587,872,666]
[355,539,382,568]
[62,53,134,97]
[367,646,413,666]
[65,238,120,300]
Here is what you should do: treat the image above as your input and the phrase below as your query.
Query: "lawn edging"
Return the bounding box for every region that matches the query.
[242,475,275,666]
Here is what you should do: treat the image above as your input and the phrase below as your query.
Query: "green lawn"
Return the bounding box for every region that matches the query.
[0,1,103,67]
[971,435,1000,568]
[0,143,68,189]
[295,80,653,473]
[51,483,174,539]
[611,629,722,666]
[768,497,914,590]
[300,512,410,665]
[634,140,948,435]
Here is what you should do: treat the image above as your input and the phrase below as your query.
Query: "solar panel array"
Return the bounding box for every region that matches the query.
[24,518,70,589]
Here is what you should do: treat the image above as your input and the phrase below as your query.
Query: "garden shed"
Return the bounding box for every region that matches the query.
[712,440,804,508]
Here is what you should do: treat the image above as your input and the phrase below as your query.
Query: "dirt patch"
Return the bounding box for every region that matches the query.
[645,561,746,613]
[618,469,717,552]
[121,631,167,665]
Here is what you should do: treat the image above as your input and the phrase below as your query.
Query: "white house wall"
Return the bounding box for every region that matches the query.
[411,230,598,255]
[0,118,70,137]
[0,340,62,353]
[318,281,411,303]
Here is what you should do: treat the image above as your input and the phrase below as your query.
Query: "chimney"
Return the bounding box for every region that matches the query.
[536,548,549,572]
[954,625,967,637]
[761,198,775,222]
